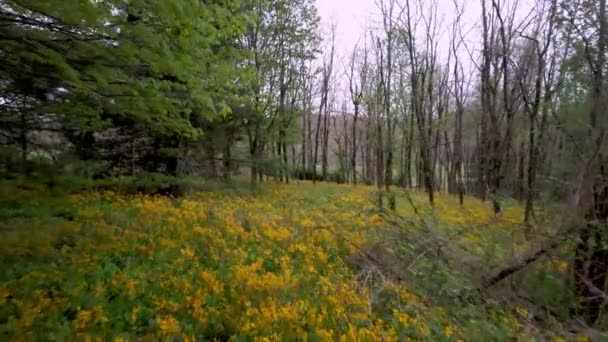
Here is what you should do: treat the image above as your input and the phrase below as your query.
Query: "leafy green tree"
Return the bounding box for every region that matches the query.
[1,0,247,172]
[240,0,319,183]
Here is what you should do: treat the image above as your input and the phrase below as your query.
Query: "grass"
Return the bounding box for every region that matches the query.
[0,177,594,340]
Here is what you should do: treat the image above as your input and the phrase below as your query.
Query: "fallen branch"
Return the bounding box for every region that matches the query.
[481,225,579,289]
[379,204,476,271]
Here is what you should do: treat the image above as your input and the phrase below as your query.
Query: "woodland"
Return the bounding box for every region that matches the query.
[1,0,608,339]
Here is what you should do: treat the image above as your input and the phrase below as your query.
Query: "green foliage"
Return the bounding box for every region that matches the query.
[238,0,320,170]
[1,0,248,146]
[0,0,323,178]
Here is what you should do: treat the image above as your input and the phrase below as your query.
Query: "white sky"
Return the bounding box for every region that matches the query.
[315,0,466,58]
[315,0,372,53]
[315,0,536,64]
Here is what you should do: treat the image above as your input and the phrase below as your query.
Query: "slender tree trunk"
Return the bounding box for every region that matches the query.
[352,103,359,184]
[400,124,407,187]
[406,111,414,188]
[517,140,526,200]
[454,93,464,206]
[343,112,350,183]
[322,105,330,180]
[524,115,536,225]
[283,141,289,184]
[376,107,385,207]
[302,111,307,176]
[313,102,325,182]
[223,139,232,180]
[479,0,491,202]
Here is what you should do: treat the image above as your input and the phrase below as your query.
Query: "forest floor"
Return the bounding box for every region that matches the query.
[0,178,597,340]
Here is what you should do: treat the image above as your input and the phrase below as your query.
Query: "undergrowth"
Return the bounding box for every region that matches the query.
[0,178,598,340]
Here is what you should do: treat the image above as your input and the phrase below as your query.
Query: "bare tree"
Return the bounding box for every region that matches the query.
[378,0,399,191]
[517,0,558,226]
[449,0,468,205]
[399,0,438,205]
[373,34,386,204]
[313,24,336,183]
[345,42,367,184]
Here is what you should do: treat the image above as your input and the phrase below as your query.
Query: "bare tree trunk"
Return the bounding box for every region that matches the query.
[352,106,359,184]
[301,110,307,177]
[517,140,526,200]
[403,0,434,204]
[406,110,414,188]
[322,103,330,180]
[365,120,374,184]
[479,0,491,202]
[374,36,386,207]
[521,0,557,225]
[380,0,396,192]
[283,141,289,184]
[313,26,336,183]
[342,109,350,182]
[313,103,324,182]
[450,0,466,205]
[223,139,232,180]
[400,121,407,187]
[347,44,365,185]
[524,114,536,224]
[453,56,465,205]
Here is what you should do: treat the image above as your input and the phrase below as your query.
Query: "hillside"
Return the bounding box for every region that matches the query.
[0,179,590,340]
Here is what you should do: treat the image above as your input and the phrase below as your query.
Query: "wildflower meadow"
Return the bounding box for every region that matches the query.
[0,179,579,340]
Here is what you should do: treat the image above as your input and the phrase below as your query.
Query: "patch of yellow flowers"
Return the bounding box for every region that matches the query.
[0,181,529,340]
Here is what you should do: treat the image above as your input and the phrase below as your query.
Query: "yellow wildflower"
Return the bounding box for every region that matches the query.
[180,246,196,259]
[158,315,181,335]
[75,309,93,330]
[125,279,139,297]
[131,306,139,322]
[444,324,454,337]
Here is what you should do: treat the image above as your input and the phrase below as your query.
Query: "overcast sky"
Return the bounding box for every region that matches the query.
[314,0,536,60]
[315,0,372,54]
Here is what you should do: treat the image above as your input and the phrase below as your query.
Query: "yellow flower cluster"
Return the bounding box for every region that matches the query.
[0,180,537,340]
